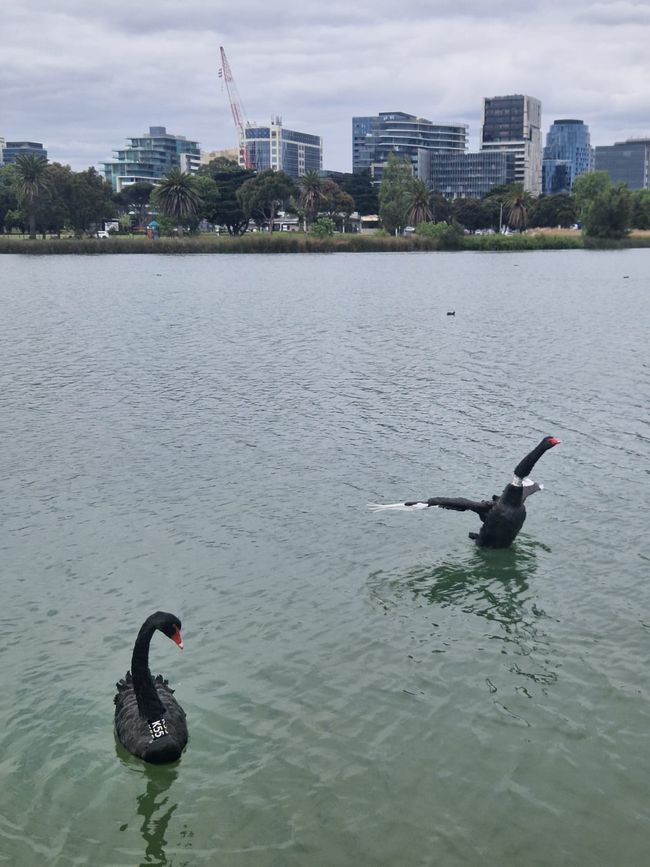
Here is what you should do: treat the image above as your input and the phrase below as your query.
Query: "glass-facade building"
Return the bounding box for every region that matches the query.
[353,112,467,182]
[542,119,594,194]
[418,150,516,199]
[102,126,201,192]
[480,95,542,194]
[595,139,650,190]
[2,141,48,164]
[243,119,322,179]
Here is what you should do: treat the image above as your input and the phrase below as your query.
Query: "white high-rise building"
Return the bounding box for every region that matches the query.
[480,94,542,194]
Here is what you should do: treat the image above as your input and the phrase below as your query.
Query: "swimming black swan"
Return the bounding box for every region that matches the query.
[114,611,188,764]
[369,436,561,548]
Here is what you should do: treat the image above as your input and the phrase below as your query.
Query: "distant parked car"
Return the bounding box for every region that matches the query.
[95,230,110,238]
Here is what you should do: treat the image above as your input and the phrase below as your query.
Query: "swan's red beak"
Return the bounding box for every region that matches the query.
[171,627,184,650]
[548,437,561,446]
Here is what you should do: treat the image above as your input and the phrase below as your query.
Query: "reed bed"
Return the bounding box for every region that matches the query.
[1,231,647,254]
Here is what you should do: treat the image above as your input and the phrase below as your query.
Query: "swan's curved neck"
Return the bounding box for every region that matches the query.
[131,621,167,722]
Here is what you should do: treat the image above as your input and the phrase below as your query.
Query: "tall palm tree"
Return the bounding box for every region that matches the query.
[505,186,533,231]
[299,170,324,231]
[155,169,201,235]
[405,179,433,227]
[14,154,49,239]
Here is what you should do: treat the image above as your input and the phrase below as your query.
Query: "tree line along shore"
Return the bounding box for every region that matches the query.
[2,151,649,253]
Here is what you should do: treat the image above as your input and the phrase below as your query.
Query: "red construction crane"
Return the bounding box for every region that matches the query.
[218,46,253,170]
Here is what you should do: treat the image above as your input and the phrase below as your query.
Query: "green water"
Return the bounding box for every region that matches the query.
[1,250,648,866]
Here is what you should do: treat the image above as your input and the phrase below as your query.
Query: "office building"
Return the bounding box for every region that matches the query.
[353,112,467,182]
[102,126,200,192]
[418,149,515,199]
[243,117,322,179]
[595,138,650,190]
[542,119,594,194]
[2,141,48,164]
[480,95,542,194]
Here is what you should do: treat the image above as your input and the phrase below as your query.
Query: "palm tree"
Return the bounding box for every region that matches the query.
[14,154,49,239]
[155,169,201,235]
[299,170,324,231]
[505,186,533,231]
[405,179,433,227]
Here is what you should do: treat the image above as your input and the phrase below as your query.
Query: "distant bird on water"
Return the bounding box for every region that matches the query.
[446,311,456,316]
[114,611,188,764]
[369,436,561,549]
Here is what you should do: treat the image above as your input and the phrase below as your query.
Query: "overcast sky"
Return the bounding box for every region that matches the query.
[2,0,649,172]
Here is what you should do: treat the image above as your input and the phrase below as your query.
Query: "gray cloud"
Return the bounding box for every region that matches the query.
[2,0,648,171]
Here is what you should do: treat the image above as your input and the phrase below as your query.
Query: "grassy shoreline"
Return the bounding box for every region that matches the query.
[1,232,649,254]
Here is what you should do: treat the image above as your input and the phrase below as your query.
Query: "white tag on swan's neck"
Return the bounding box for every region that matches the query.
[148,718,169,739]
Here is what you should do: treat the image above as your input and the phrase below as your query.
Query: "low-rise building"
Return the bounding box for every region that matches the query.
[594,138,650,190]
[418,149,515,199]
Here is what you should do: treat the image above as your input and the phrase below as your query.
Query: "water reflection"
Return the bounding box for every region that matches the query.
[135,765,178,867]
[115,746,180,867]
[372,538,559,690]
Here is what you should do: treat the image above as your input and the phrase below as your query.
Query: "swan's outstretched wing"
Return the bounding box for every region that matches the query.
[422,497,494,517]
[369,497,493,518]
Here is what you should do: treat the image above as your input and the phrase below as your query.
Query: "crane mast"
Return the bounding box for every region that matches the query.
[219,46,253,170]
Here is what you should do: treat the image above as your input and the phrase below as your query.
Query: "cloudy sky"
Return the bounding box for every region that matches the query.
[2,0,649,172]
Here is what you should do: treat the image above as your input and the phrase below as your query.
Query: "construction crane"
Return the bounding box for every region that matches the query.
[218,46,253,170]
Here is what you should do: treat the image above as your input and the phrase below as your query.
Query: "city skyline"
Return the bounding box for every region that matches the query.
[2,0,649,173]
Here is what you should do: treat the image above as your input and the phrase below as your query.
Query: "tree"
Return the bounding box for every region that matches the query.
[68,167,114,235]
[310,216,336,237]
[582,185,632,239]
[405,178,433,226]
[13,153,49,238]
[299,170,324,231]
[528,194,578,229]
[198,159,255,234]
[378,153,413,234]
[112,182,155,227]
[0,165,19,234]
[192,175,221,228]
[339,170,377,215]
[451,197,490,232]
[319,180,355,231]
[415,220,464,248]
[236,170,298,231]
[152,169,202,235]
[572,171,611,221]
[429,191,451,224]
[505,185,533,230]
[630,189,650,229]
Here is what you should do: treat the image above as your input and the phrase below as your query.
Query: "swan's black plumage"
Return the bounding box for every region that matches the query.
[399,436,561,548]
[114,611,188,764]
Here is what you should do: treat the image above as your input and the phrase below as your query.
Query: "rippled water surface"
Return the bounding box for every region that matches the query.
[1,250,649,866]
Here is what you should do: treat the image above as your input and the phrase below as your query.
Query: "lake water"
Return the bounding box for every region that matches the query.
[0,249,649,866]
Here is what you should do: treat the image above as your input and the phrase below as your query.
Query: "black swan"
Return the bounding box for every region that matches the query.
[369,436,561,548]
[114,611,188,764]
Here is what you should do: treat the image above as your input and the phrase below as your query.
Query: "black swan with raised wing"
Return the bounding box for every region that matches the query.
[370,436,561,548]
[114,611,188,764]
